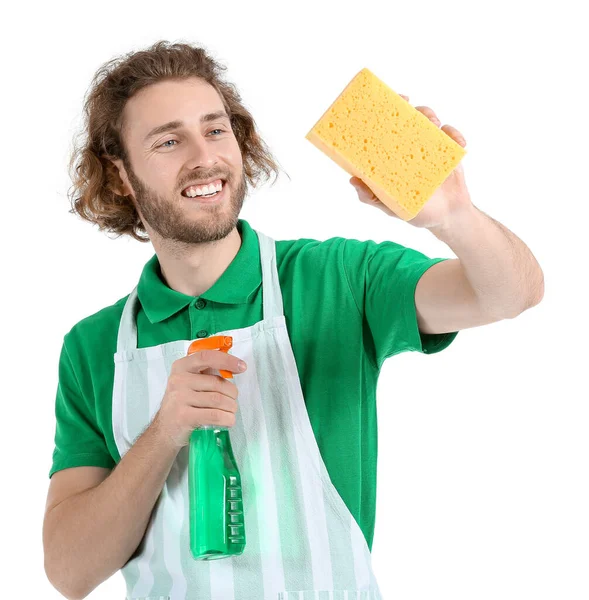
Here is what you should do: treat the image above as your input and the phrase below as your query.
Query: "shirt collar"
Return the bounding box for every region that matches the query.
[137,219,262,324]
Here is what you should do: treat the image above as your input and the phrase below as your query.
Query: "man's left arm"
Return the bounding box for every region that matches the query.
[415,206,545,334]
[350,93,545,335]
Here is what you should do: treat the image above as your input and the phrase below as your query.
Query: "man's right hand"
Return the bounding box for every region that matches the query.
[153,349,247,449]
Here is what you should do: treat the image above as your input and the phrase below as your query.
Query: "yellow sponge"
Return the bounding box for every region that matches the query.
[305,68,467,221]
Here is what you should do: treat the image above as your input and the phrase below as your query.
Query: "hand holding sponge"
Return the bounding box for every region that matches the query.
[305,68,467,221]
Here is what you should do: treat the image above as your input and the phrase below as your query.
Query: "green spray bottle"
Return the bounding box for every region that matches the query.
[187,335,246,560]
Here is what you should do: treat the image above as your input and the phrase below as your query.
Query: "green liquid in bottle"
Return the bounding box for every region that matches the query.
[188,427,246,560]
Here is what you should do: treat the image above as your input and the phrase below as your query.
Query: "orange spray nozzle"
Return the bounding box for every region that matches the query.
[187,335,234,379]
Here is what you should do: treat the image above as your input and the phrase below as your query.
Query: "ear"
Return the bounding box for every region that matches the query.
[104,156,133,197]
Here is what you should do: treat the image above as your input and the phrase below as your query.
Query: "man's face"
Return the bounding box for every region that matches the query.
[113,77,246,244]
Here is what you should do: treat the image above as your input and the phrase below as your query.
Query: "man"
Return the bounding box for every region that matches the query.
[43,40,544,600]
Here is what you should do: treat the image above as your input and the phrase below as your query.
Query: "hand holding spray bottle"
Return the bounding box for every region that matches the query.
[187,335,246,560]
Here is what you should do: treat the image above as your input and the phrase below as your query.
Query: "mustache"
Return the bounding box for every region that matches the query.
[179,174,228,190]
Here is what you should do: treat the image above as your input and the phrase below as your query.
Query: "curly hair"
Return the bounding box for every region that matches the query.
[67,40,285,242]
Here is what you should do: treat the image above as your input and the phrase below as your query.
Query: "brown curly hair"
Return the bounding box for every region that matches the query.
[67,40,285,242]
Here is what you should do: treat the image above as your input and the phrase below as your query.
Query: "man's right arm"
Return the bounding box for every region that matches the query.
[43,417,180,600]
[44,346,245,599]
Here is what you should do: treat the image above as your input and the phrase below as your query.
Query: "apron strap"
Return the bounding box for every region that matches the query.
[116,285,139,352]
[256,230,284,322]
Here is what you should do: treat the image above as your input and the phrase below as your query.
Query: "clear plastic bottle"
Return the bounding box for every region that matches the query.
[187,335,246,560]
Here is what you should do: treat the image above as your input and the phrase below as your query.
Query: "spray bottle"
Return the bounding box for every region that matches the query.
[187,335,246,560]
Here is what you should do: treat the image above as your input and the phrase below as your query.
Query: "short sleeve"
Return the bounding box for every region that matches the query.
[49,337,115,478]
[343,238,459,369]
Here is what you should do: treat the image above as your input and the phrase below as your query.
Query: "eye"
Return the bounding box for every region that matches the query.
[158,130,225,149]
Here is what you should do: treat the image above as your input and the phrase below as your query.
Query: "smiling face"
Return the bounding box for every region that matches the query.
[111,77,247,244]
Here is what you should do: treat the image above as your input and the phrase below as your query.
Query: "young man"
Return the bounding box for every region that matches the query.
[43,40,544,600]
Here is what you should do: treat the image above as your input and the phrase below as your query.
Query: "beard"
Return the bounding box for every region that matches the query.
[125,163,247,245]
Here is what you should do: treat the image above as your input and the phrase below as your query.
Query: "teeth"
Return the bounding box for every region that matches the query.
[184,181,223,197]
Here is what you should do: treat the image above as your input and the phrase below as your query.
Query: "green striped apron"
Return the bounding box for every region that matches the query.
[112,229,383,600]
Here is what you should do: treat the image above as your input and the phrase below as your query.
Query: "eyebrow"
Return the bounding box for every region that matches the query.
[143,110,231,143]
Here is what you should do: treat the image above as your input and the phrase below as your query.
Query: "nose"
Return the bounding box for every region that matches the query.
[184,135,218,170]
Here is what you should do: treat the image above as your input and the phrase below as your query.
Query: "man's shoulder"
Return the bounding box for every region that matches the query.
[274,232,408,255]
[63,292,130,353]
[274,233,351,264]
[274,233,409,276]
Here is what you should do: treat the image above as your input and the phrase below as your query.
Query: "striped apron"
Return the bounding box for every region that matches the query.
[112,229,383,600]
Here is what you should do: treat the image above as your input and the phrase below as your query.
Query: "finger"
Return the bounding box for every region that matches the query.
[190,390,239,414]
[176,371,239,400]
[181,349,247,376]
[351,177,402,217]
[399,94,409,101]
[192,406,237,429]
[441,124,467,146]
[415,105,441,126]
[350,178,373,199]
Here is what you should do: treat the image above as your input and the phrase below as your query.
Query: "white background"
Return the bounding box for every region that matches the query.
[2,0,587,598]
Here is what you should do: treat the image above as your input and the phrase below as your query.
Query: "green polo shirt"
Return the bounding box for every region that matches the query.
[49,218,458,550]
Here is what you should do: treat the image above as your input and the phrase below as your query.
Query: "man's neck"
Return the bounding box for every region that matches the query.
[153,226,242,297]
